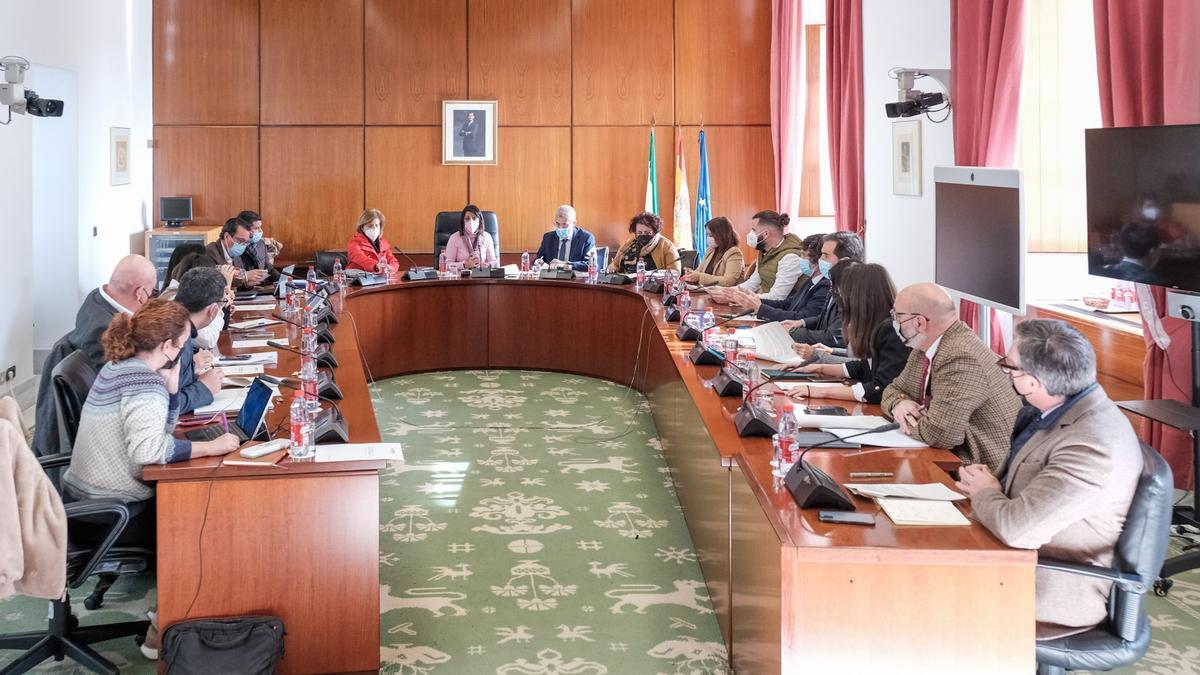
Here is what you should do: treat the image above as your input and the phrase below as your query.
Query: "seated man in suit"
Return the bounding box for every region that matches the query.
[783,232,865,346]
[1102,221,1167,286]
[881,282,1021,472]
[956,319,1143,639]
[205,217,267,289]
[172,267,228,414]
[33,254,158,455]
[235,210,280,284]
[726,233,827,322]
[535,204,596,272]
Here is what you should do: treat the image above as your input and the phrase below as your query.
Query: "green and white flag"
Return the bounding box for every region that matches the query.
[644,127,659,215]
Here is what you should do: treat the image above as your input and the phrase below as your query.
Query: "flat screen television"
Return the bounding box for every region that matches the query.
[934,166,1025,315]
[1086,123,1200,292]
[160,197,193,227]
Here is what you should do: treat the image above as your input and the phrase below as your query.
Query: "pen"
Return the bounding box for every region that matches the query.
[848,472,894,478]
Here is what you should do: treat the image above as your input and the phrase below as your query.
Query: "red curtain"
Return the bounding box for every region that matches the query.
[1094,0,1200,488]
[825,0,864,235]
[771,0,804,218]
[950,0,1026,354]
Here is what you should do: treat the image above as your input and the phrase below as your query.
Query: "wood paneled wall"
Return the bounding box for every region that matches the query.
[153,0,773,257]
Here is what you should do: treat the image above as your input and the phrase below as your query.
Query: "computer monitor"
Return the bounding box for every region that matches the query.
[236,378,273,440]
[934,166,1026,315]
[160,197,193,227]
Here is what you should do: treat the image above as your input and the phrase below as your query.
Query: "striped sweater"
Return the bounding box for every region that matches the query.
[63,358,192,502]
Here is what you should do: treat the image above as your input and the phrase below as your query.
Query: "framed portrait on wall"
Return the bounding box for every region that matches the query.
[442,100,497,165]
[892,119,921,196]
[110,127,131,186]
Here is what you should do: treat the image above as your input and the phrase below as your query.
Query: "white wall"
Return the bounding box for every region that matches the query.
[862,0,954,290]
[0,0,153,390]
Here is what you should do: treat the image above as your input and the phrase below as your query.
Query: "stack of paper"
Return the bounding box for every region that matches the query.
[232,338,273,349]
[748,323,803,365]
[822,427,929,448]
[232,303,276,313]
[215,352,277,366]
[875,498,970,526]
[229,317,282,330]
[844,483,965,501]
[219,364,265,377]
[792,413,890,430]
[194,388,249,415]
[314,443,405,463]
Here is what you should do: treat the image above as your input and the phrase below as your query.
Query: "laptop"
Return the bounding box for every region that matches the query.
[185,378,272,444]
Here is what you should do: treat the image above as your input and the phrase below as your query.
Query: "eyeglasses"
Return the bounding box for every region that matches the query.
[889,310,925,323]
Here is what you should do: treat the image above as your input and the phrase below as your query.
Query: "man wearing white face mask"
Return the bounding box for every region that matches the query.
[235,210,280,284]
[535,204,596,272]
[204,218,267,289]
[708,210,804,303]
[880,282,1021,473]
[347,208,399,274]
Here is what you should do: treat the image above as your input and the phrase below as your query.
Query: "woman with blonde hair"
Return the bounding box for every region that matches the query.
[347,208,399,274]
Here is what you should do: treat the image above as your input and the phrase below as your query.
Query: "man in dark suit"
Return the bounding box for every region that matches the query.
[205,217,267,289]
[173,267,228,414]
[459,112,483,157]
[534,205,597,272]
[235,210,280,284]
[783,233,865,347]
[1102,221,1166,285]
[33,255,158,455]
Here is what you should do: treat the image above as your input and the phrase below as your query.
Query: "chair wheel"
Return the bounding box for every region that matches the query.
[84,595,102,610]
[1155,578,1173,597]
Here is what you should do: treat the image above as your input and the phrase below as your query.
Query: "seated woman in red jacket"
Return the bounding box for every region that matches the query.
[346,208,399,275]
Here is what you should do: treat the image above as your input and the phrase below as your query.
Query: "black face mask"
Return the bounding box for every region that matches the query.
[755,238,767,252]
[162,346,181,371]
[634,234,652,248]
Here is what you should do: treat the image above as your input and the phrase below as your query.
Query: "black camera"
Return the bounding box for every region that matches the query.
[24,90,64,117]
[884,91,946,118]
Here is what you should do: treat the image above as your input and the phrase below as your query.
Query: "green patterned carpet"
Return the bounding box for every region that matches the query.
[5,370,1200,673]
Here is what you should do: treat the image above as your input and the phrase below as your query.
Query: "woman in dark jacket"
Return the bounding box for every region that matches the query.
[789,263,910,404]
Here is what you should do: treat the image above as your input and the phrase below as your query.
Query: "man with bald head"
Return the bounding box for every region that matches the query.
[880,282,1021,472]
[33,255,159,455]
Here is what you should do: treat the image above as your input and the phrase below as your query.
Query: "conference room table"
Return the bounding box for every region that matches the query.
[147,273,1034,674]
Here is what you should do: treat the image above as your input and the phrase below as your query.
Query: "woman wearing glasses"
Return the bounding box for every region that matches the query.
[788,263,910,404]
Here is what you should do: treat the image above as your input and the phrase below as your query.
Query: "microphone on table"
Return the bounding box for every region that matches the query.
[392,246,438,280]
[676,308,753,341]
[784,422,901,510]
[258,375,349,443]
[279,280,339,323]
[641,253,686,294]
[266,340,339,369]
[732,361,811,437]
[270,310,335,345]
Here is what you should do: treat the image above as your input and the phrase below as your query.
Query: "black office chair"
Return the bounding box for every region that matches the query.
[594,246,609,271]
[0,423,152,675]
[314,249,349,276]
[678,248,699,270]
[1034,442,1173,675]
[162,242,205,290]
[433,211,500,262]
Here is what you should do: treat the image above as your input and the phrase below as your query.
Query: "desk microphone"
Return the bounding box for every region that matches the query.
[641,253,686,294]
[270,312,335,345]
[258,375,349,443]
[675,308,752,341]
[392,247,438,280]
[785,422,901,510]
[266,340,339,369]
[732,362,809,437]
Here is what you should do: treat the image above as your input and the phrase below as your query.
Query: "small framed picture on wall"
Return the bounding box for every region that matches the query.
[443,100,497,165]
[892,119,921,196]
[110,127,131,186]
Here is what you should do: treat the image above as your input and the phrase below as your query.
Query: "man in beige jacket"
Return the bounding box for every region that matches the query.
[881,283,1021,472]
[957,319,1142,638]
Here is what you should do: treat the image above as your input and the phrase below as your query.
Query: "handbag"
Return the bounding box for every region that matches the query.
[162,615,285,675]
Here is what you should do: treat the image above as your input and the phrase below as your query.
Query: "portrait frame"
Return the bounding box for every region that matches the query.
[892,119,922,196]
[442,100,498,165]
[110,126,131,186]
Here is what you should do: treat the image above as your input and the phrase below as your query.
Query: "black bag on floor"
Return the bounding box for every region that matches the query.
[162,615,285,675]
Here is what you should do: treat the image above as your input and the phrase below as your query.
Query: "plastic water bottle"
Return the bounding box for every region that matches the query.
[332,258,344,290]
[439,252,448,278]
[723,329,739,368]
[278,278,291,312]
[521,251,531,277]
[679,290,692,324]
[301,306,317,358]
[731,338,747,377]
[290,393,313,459]
[701,308,716,343]
[742,353,761,405]
[771,433,793,477]
[587,250,598,283]
[635,258,646,291]
[663,270,675,299]
[778,399,798,439]
[301,358,320,413]
[306,266,318,295]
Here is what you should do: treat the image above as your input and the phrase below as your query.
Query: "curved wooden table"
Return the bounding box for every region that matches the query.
[343,277,1035,675]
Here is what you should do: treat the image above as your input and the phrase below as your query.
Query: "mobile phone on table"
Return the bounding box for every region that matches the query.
[818,511,875,526]
[806,405,849,416]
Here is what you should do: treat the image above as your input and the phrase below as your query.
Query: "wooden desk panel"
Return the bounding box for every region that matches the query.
[1022,303,1145,405]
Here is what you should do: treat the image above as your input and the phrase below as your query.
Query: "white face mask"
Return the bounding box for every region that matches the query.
[746,230,760,248]
[1142,207,1161,220]
[364,226,381,242]
[465,218,479,234]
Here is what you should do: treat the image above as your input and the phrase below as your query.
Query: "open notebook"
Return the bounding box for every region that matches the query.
[747,322,804,365]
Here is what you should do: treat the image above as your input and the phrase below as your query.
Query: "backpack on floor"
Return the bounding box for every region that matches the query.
[162,615,285,675]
